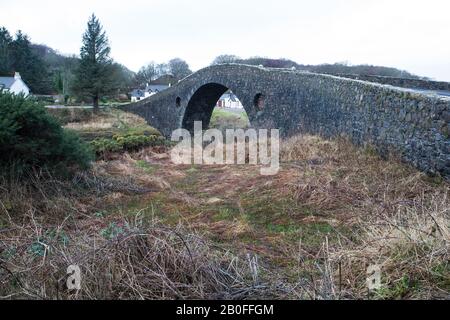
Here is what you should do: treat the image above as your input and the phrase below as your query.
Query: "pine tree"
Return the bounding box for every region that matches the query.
[0,27,13,75]
[72,14,116,112]
[54,71,64,94]
[2,30,49,93]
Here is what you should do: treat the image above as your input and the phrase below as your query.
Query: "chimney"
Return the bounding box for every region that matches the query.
[14,72,21,80]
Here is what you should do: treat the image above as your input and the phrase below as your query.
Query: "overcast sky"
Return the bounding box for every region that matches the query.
[1,0,450,81]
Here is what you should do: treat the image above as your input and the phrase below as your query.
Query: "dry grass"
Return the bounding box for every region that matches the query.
[0,131,448,300]
[0,214,293,300]
[0,169,311,300]
[281,134,450,299]
[64,109,149,132]
[334,201,449,299]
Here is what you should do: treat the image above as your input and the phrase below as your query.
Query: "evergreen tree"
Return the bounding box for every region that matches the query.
[72,14,116,112]
[0,27,13,75]
[11,31,46,92]
[54,71,64,94]
[0,30,50,93]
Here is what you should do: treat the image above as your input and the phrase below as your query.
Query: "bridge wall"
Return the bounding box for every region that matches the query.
[123,64,450,178]
[325,73,450,92]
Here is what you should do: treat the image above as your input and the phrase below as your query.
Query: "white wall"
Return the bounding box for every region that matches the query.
[9,79,30,96]
[217,95,243,109]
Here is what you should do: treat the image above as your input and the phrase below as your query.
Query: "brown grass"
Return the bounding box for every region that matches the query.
[281,135,449,299]
[63,109,149,132]
[0,213,295,299]
[0,162,304,300]
[0,132,448,300]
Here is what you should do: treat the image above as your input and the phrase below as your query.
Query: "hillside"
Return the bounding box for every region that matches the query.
[31,44,135,96]
[214,56,425,79]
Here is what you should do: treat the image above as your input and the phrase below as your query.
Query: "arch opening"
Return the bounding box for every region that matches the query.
[182,83,249,133]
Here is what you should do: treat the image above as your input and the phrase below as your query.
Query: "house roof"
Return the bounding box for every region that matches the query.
[151,74,178,86]
[0,77,16,89]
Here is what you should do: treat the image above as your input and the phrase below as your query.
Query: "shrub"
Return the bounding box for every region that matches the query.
[0,92,94,175]
[90,138,123,154]
[32,95,55,105]
[91,131,166,157]
[114,132,164,149]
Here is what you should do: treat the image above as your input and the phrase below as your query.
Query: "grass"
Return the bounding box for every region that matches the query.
[136,160,159,174]
[0,109,448,300]
[374,275,420,300]
[209,108,250,131]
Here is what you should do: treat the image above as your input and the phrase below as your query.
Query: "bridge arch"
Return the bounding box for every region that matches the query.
[181,82,251,132]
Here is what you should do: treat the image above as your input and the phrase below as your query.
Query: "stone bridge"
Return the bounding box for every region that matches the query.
[123,64,450,178]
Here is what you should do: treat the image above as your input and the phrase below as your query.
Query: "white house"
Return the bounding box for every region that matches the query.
[130,84,171,102]
[130,89,145,102]
[146,84,170,97]
[216,91,243,109]
[130,75,176,102]
[0,72,30,96]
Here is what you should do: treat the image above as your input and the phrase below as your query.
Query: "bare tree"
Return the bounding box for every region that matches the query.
[211,54,240,65]
[135,62,159,87]
[135,58,192,86]
[167,58,192,79]
[156,63,170,77]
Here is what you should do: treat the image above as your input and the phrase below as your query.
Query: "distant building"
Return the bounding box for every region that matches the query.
[130,84,171,102]
[130,89,146,102]
[130,75,175,102]
[0,72,30,96]
[216,91,243,109]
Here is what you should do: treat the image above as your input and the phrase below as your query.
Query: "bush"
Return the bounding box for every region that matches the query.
[32,95,55,105]
[0,92,93,175]
[91,131,166,157]
[90,138,123,154]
